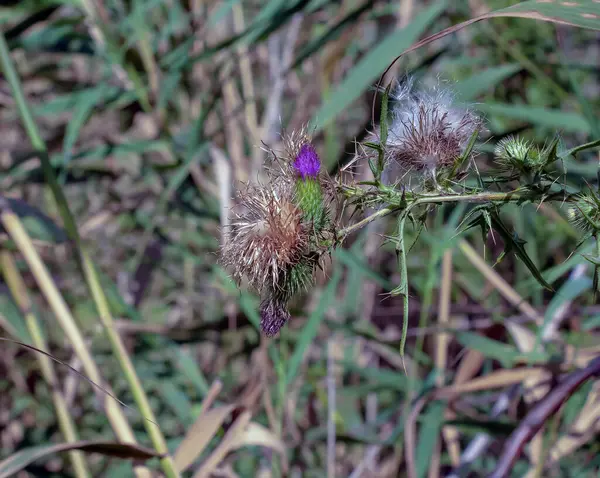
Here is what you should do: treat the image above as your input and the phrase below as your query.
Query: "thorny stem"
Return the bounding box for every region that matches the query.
[595,232,600,300]
[338,189,578,238]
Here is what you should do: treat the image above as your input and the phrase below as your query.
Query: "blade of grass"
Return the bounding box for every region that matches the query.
[310,0,447,130]
[0,251,91,478]
[285,266,342,386]
[0,32,178,478]
[0,206,150,478]
[0,441,161,478]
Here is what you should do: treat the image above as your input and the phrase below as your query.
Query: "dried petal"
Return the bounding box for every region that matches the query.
[260,296,291,337]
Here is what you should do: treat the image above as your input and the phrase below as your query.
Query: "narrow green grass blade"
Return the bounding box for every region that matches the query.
[285,267,342,386]
[311,0,447,131]
[477,103,590,134]
[454,331,547,367]
[61,85,110,176]
[455,64,522,101]
[416,401,445,478]
[0,295,29,342]
[494,0,600,31]
[0,442,160,478]
[291,0,373,70]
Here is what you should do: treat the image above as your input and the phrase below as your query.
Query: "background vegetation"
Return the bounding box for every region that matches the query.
[1,0,600,477]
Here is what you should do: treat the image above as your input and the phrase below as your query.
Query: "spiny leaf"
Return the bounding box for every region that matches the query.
[490,211,553,291]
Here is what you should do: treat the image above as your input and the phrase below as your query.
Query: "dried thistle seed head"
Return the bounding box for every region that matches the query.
[260,296,291,337]
[220,184,308,292]
[382,78,483,180]
[568,192,600,234]
[283,126,313,164]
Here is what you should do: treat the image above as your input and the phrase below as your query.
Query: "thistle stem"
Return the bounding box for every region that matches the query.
[595,232,600,300]
[339,189,577,237]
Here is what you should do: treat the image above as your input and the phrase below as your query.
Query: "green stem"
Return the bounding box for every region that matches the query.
[595,233,600,301]
[339,190,577,238]
[0,32,179,478]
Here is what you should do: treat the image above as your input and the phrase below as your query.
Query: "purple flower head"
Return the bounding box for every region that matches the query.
[293,144,321,179]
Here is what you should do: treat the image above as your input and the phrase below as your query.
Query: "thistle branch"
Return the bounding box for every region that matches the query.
[339,189,577,238]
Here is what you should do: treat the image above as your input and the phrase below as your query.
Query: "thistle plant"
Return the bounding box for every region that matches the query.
[220,130,338,337]
[339,77,600,355]
[222,77,600,346]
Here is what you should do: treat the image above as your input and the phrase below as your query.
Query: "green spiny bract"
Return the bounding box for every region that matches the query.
[494,136,559,176]
[295,177,327,231]
[568,191,600,234]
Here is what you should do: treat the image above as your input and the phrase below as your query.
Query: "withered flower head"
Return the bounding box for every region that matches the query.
[221,183,308,293]
[260,295,291,337]
[383,77,483,180]
[222,129,340,338]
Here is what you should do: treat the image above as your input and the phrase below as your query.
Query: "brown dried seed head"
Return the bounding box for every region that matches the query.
[221,184,307,293]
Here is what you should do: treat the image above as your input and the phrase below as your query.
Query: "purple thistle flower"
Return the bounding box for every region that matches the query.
[293,144,321,179]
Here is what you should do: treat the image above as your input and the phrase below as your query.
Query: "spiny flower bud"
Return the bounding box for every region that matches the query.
[568,192,600,234]
[382,77,483,182]
[293,143,326,230]
[494,136,545,172]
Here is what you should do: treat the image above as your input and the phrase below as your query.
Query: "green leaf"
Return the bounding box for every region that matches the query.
[455,64,522,100]
[335,248,391,289]
[490,211,553,291]
[476,103,590,134]
[583,254,600,266]
[536,270,592,343]
[0,441,161,478]
[0,294,29,342]
[61,84,110,173]
[157,382,193,423]
[174,347,210,396]
[208,0,241,27]
[285,267,342,386]
[291,0,374,70]
[454,331,544,367]
[2,197,67,243]
[583,314,600,331]
[310,0,447,130]
[375,83,392,179]
[341,361,413,391]
[416,401,446,478]
[493,0,600,31]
